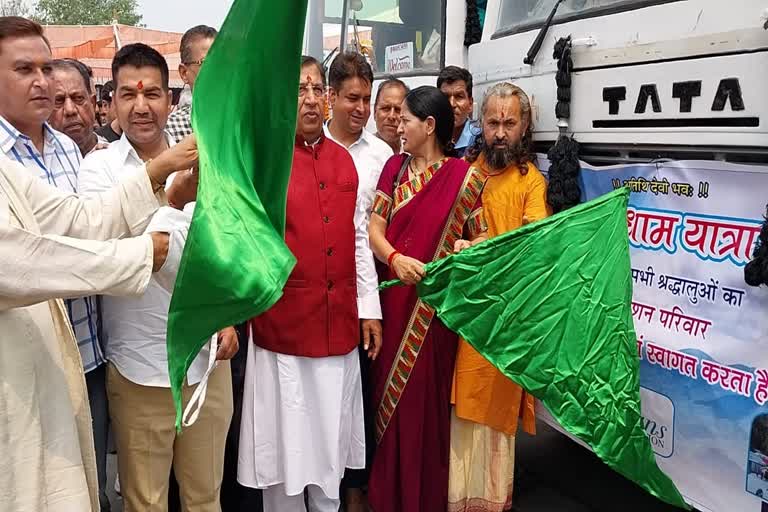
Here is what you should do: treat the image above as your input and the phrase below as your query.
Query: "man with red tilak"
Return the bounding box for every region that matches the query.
[237,55,375,512]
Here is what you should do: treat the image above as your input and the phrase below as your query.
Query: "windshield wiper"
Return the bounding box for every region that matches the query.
[524,0,565,65]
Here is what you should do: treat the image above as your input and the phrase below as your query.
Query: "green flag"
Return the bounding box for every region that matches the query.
[387,188,688,508]
[166,0,307,428]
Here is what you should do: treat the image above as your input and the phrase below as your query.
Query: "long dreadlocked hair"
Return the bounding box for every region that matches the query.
[745,205,768,287]
[546,36,582,214]
[464,82,536,174]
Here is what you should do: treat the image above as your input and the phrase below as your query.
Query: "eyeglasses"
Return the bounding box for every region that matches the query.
[183,58,205,67]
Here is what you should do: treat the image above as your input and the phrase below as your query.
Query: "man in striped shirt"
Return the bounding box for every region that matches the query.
[166,25,217,143]
[0,16,111,511]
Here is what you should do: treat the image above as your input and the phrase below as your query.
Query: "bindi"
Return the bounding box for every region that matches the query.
[137,80,144,90]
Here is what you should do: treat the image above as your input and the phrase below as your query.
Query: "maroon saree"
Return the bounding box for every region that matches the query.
[368,154,487,512]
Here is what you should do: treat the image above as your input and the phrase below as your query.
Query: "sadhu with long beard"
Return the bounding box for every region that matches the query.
[450,82,550,512]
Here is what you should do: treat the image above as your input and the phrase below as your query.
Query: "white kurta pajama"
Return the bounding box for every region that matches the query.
[0,154,165,512]
[237,136,368,512]
[238,344,366,508]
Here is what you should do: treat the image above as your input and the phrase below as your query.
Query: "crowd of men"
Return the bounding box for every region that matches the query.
[0,12,548,512]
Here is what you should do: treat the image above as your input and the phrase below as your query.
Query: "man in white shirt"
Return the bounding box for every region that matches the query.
[373,77,408,154]
[79,43,235,512]
[324,51,392,512]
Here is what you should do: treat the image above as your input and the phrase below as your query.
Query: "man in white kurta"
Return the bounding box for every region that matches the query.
[0,137,195,511]
[238,57,370,512]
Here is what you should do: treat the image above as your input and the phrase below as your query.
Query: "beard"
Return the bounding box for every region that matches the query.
[482,138,527,171]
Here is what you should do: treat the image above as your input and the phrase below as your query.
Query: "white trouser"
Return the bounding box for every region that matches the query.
[262,483,340,512]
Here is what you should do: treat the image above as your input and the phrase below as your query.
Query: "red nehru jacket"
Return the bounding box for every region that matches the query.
[251,134,360,357]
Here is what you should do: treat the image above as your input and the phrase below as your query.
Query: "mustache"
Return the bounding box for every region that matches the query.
[130,114,155,121]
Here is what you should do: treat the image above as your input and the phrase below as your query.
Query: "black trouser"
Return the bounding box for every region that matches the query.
[340,327,377,495]
[86,364,111,512]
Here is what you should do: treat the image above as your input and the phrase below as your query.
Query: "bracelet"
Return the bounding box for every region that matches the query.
[387,250,401,270]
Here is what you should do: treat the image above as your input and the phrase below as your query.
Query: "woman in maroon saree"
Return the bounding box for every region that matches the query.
[367,86,487,512]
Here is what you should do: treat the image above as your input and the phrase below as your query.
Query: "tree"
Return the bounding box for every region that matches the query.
[34,0,142,26]
[0,0,30,17]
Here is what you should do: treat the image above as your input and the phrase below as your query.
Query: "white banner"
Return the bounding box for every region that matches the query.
[539,159,768,512]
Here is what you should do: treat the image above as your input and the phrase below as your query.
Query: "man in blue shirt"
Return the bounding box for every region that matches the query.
[438,65,480,157]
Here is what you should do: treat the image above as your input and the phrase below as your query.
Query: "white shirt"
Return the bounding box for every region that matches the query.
[78,133,210,387]
[0,115,105,373]
[324,125,392,320]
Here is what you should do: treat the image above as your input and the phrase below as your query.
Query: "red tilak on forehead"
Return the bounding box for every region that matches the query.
[137,80,144,90]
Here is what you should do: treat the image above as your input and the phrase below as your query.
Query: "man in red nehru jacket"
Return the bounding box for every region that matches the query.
[237,55,380,512]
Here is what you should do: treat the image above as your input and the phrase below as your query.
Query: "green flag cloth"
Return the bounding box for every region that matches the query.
[166,0,308,428]
[385,188,688,509]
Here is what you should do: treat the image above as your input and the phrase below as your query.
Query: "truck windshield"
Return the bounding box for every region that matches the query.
[305,0,445,75]
[497,0,677,35]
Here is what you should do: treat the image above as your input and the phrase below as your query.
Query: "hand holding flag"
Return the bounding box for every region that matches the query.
[382,188,689,509]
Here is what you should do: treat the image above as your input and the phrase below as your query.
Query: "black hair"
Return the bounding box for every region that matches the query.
[0,16,49,51]
[300,55,326,87]
[51,58,93,92]
[100,80,114,103]
[374,77,409,109]
[437,65,473,98]
[111,43,170,90]
[180,25,217,64]
[328,51,373,91]
[745,206,768,287]
[404,85,456,157]
[547,36,582,214]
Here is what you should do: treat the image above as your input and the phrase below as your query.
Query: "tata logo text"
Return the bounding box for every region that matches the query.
[595,78,756,129]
